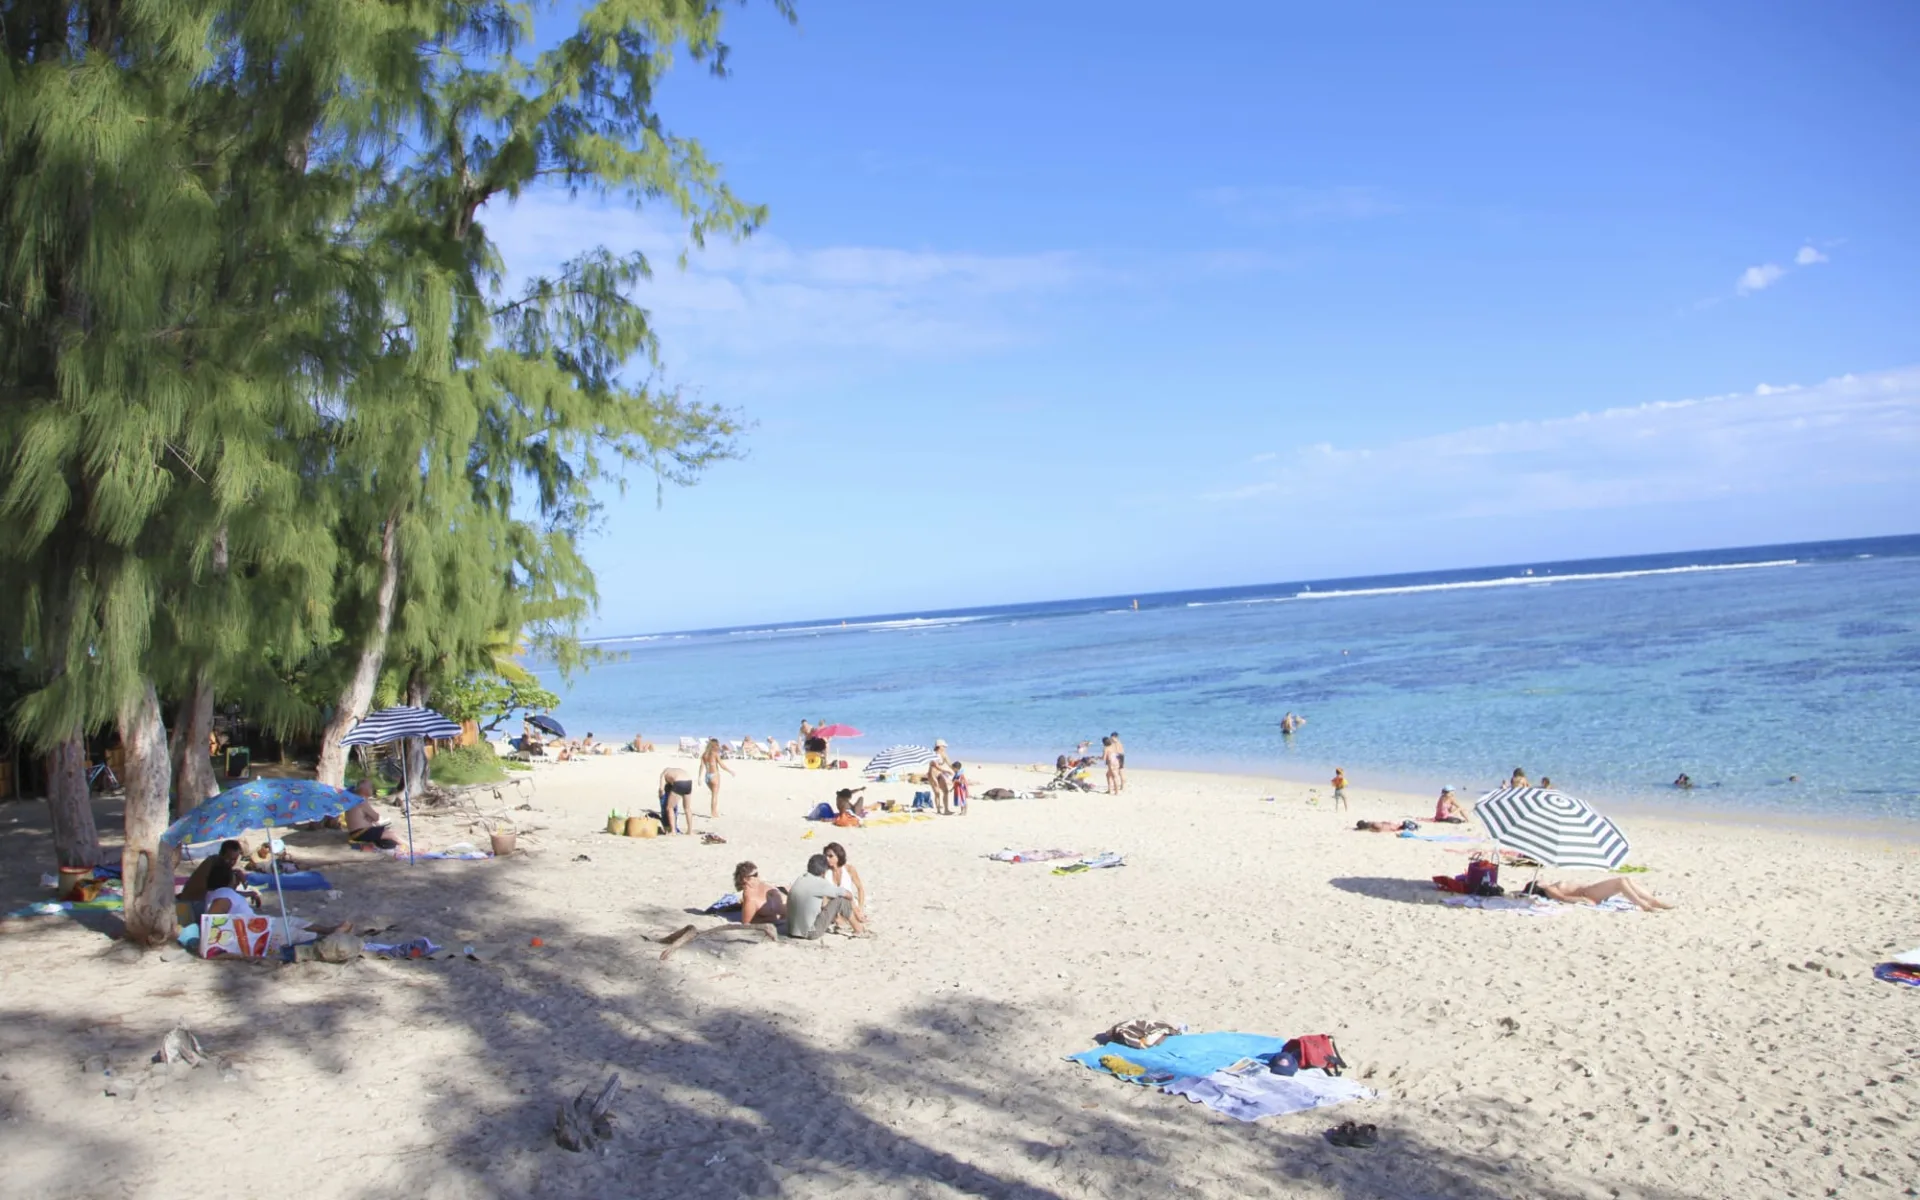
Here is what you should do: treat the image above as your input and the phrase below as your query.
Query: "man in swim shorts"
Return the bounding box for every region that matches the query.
[659,766,696,834]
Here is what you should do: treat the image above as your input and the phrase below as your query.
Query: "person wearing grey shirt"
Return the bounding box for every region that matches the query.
[787,854,867,939]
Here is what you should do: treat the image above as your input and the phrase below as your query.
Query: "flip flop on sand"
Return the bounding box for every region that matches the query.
[1326,1122,1378,1149]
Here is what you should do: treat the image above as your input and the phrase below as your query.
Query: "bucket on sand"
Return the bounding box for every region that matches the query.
[490,829,517,857]
[606,813,625,835]
[57,865,91,900]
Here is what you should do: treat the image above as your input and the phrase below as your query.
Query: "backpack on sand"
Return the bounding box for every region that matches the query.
[1273,1034,1346,1076]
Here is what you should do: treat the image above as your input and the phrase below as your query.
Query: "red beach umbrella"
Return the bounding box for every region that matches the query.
[813,724,863,739]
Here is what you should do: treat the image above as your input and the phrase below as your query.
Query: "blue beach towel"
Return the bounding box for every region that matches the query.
[245,870,332,891]
[1068,1033,1293,1084]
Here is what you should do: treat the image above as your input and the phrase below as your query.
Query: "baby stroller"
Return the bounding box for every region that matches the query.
[1044,756,1094,792]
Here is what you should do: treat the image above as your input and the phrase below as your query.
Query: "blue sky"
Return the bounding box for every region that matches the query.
[490,1,1920,633]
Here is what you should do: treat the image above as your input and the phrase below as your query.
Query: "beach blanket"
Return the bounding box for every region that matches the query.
[863,812,936,827]
[1069,1033,1292,1084]
[988,849,1080,863]
[6,898,125,918]
[1053,852,1124,875]
[1399,832,1481,843]
[1164,1062,1376,1122]
[1874,963,1920,987]
[244,870,333,891]
[1441,895,1637,915]
[362,937,441,959]
[391,849,491,861]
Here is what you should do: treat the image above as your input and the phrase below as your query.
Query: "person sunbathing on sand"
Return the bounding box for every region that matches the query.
[735,861,787,926]
[1527,877,1673,911]
[1355,819,1418,833]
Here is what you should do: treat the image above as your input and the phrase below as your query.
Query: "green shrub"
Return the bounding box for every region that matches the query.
[429,742,508,786]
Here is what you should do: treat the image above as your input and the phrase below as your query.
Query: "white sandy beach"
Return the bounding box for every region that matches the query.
[2,751,1916,1199]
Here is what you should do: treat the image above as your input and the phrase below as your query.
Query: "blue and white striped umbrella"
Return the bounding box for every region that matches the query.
[1473,786,1630,870]
[863,744,935,776]
[340,705,461,746]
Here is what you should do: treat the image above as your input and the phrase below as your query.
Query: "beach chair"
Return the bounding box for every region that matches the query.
[678,736,701,757]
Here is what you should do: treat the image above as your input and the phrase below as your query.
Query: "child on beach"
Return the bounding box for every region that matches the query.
[1331,768,1349,811]
[951,762,970,814]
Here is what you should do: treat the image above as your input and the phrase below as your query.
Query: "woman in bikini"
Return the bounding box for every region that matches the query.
[1529,877,1673,911]
[700,738,734,818]
[735,862,787,926]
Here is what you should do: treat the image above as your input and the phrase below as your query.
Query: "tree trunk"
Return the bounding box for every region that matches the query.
[168,671,218,818]
[45,731,104,869]
[314,513,402,787]
[404,672,431,790]
[118,681,179,946]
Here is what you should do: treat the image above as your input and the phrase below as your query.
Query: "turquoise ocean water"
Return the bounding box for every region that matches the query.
[539,535,1920,824]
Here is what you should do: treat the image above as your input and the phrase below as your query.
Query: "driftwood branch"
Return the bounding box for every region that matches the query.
[657,922,777,961]
[554,1073,620,1152]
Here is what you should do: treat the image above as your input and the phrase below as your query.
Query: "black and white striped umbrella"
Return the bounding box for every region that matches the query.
[1473,786,1630,870]
[863,744,934,776]
[340,705,462,746]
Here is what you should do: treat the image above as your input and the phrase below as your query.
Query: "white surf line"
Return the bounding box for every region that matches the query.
[1293,559,1800,601]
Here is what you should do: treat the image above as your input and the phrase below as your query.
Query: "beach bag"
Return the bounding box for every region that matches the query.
[1275,1034,1345,1076]
[1466,859,1499,892]
[1100,1019,1181,1050]
[808,802,834,821]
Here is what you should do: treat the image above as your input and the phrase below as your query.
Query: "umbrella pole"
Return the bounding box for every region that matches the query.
[264,822,293,948]
[402,736,417,865]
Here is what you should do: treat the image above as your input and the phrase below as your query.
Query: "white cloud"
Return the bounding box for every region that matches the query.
[1203,368,1920,521]
[1736,263,1785,294]
[1795,245,1829,266]
[480,191,1291,380]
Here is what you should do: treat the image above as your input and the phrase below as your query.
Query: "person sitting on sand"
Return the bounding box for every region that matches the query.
[659,766,696,834]
[179,840,245,920]
[1525,877,1673,911]
[201,858,258,916]
[741,735,770,760]
[1355,819,1419,833]
[1509,767,1530,788]
[345,780,401,850]
[822,842,867,924]
[788,854,868,939]
[631,733,656,753]
[1434,787,1466,823]
[735,861,787,926]
[832,791,863,828]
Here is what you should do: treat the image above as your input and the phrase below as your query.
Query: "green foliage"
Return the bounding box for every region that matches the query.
[1,2,774,775]
[429,743,509,786]
[438,672,562,732]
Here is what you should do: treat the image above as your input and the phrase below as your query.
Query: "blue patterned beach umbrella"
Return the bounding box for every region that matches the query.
[339,706,461,746]
[862,744,934,776]
[1473,786,1630,870]
[162,778,360,937]
[161,778,359,847]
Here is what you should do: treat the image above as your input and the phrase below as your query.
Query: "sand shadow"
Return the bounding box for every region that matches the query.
[1327,876,1446,906]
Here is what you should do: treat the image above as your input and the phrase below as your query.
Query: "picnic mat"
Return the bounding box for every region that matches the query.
[244,870,333,891]
[1070,1033,1376,1121]
[988,849,1079,863]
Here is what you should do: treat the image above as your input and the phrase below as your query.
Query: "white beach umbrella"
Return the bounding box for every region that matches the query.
[1473,786,1630,871]
[862,744,934,776]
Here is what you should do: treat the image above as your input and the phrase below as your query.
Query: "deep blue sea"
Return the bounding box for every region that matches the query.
[539,535,1920,824]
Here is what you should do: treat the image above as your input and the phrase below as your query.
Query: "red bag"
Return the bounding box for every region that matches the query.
[1282,1034,1346,1075]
